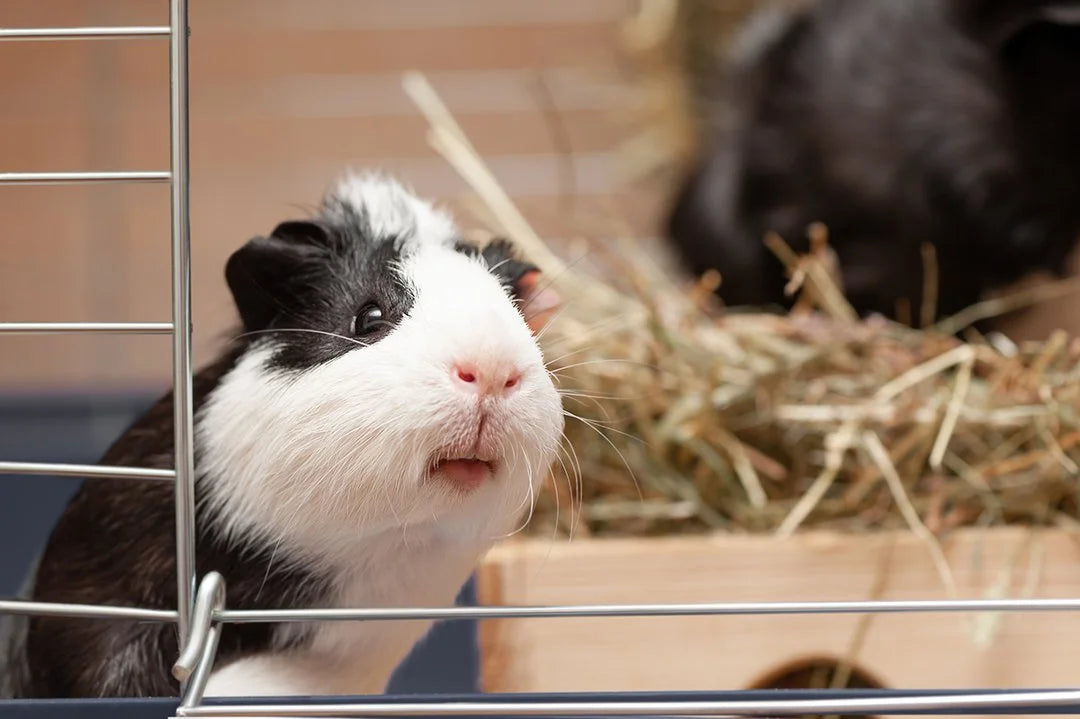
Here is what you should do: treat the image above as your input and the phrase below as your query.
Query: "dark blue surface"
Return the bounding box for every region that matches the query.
[5,690,1080,718]
[0,392,479,701]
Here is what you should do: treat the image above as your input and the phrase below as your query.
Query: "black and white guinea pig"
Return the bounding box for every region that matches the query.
[666,0,1080,324]
[2,172,564,698]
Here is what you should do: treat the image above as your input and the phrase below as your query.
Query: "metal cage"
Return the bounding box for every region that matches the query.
[2,3,1080,717]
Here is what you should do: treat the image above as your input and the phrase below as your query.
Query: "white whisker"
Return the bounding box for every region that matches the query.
[548,357,657,374]
[565,410,643,501]
[562,410,644,443]
[233,327,372,347]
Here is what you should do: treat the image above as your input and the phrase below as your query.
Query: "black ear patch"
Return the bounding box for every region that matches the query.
[268,220,335,248]
[225,221,334,332]
[459,237,539,301]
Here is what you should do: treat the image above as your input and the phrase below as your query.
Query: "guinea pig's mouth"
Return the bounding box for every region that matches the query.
[429,456,497,490]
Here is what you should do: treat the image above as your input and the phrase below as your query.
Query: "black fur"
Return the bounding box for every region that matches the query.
[666,0,1080,324]
[3,206,538,698]
[10,348,328,698]
[226,210,418,371]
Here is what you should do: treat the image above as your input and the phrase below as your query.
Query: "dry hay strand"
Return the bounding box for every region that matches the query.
[402,71,1080,545]
[535,260,1080,543]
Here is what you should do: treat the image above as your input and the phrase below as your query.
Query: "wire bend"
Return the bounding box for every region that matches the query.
[172,571,226,690]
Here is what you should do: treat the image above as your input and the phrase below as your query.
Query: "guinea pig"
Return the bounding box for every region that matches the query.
[665,0,1080,325]
[2,172,564,698]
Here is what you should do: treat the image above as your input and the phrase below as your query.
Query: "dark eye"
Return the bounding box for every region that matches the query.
[351,303,384,336]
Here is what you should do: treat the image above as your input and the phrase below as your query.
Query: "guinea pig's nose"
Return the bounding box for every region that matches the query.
[452,361,523,397]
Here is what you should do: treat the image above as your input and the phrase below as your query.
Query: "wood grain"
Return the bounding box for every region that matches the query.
[476,528,1080,710]
[0,0,651,390]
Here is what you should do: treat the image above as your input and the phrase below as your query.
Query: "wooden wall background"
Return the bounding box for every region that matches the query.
[0,0,667,392]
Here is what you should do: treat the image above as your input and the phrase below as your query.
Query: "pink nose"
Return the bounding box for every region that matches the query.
[452,362,523,397]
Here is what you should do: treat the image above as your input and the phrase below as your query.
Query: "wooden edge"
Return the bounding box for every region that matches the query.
[482,525,1080,563]
[475,553,509,693]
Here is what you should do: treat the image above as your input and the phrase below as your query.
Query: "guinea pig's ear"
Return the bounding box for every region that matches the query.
[267,220,335,249]
[225,220,335,331]
[958,0,1080,48]
[225,237,304,332]
[515,269,561,335]
[478,238,561,334]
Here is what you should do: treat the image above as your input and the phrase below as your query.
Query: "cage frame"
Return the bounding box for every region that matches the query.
[2,2,1080,716]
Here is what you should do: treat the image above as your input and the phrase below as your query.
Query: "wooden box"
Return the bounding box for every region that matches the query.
[476,527,1080,714]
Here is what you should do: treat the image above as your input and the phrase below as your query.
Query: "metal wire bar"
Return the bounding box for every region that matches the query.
[174,573,225,683]
[181,619,222,709]
[173,690,1080,717]
[2,595,1076,626]
[0,600,176,622]
[216,596,1080,624]
[170,0,197,652]
[175,574,227,708]
[0,461,175,481]
[0,171,171,184]
[0,322,173,334]
[0,27,171,40]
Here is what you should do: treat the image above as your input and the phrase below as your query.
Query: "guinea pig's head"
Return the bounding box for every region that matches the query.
[198,172,564,559]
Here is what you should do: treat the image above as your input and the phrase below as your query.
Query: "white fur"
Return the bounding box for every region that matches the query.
[321,170,459,252]
[198,179,563,697]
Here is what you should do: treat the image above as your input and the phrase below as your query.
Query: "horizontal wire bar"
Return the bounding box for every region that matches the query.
[0,171,170,185]
[0,599,176,622]
[0,26,170,40]
[175,690,1080,717]
[0,322,173,334]
[217,596,1080,624]
[0,461,175,482]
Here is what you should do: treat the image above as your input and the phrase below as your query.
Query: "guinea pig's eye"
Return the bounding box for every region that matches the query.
[351,303,385,337]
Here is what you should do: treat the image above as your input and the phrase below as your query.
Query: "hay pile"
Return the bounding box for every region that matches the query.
[536,254,1080,545]
[401,72,1080,557]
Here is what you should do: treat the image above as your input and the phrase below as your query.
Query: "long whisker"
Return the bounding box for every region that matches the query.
[548,358,658,374]
[498,443,538,539]
[486,257,514,275]
[533,302,575,342]
[254,537,284,603]
[565,411,643,501]
[562,410,644,443]
[541,313,643,355]
[559,393,626,425]
[233,328,372,347]
[559,440,584,542]
[557,388,642,401]
[572,443,585,542]
[548,444,575,539]
[506,441,533,518]
[542,345,594,369]
[518,247,594,316]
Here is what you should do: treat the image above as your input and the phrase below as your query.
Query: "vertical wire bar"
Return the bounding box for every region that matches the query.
[169,0,196,650]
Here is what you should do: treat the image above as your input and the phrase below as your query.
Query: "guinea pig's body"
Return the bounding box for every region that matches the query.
[2,173,563,698]
[666,0,1080,324]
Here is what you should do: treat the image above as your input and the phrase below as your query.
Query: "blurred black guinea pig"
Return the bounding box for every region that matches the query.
[1,172,564,699]
[666,0,1080,325]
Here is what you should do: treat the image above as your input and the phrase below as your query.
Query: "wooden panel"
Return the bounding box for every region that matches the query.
[0,0,654,391]
[477,528,1080,713]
